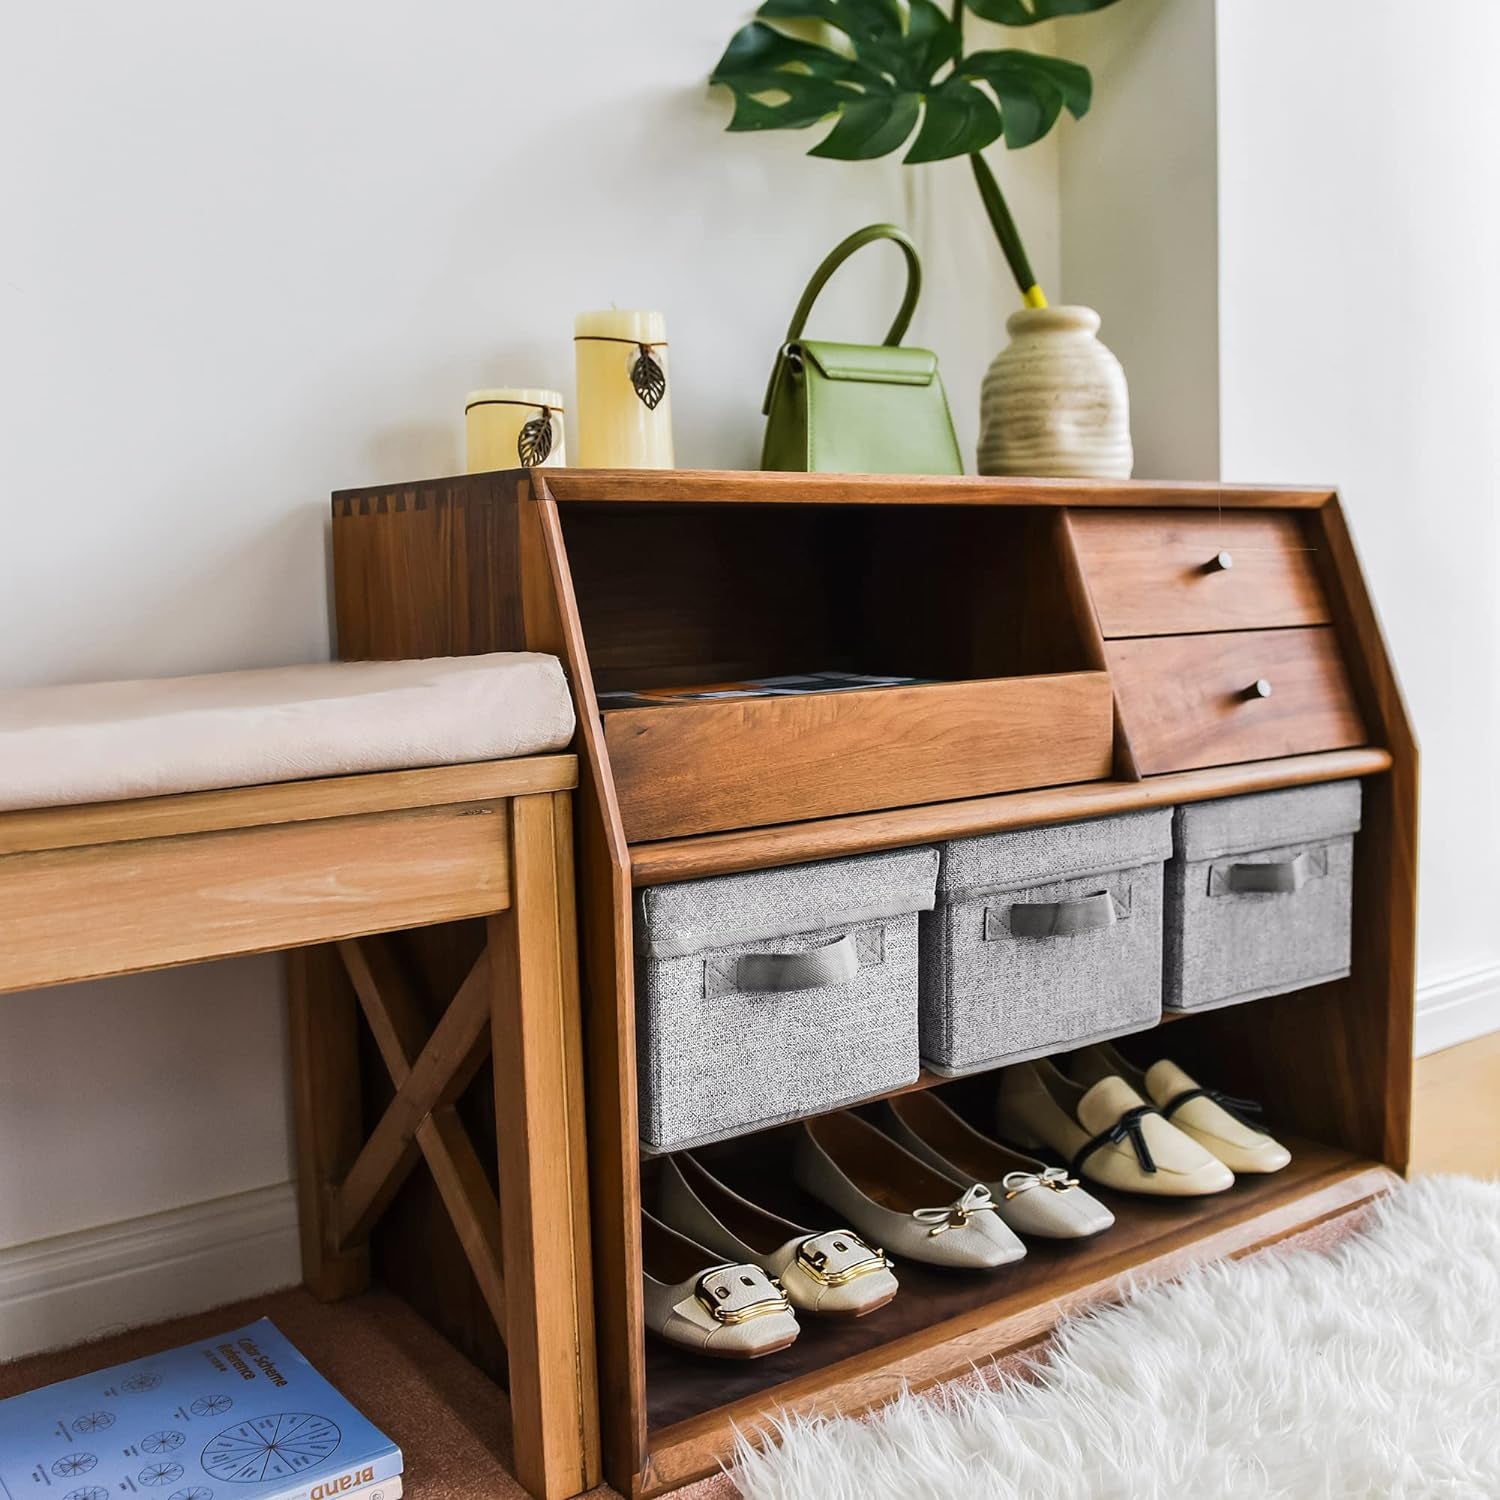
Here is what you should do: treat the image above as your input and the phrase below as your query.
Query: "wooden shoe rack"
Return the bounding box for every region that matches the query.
[330,469,1416,1499]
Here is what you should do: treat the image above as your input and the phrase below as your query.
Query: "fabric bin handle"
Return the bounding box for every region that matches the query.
[736,934,861,993]
[997,890,1118,939]
[1211,847,1327,897]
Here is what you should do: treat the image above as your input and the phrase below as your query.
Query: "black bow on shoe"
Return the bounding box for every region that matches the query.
[1072,1104,1159,1178]
[1164,1086,1267,1134]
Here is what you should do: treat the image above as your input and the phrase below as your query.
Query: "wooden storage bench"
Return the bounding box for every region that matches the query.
[0,749,600,1500]
[330,468,1416,1498]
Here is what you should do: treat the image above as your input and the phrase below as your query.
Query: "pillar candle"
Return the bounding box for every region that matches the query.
[573,309,674,469]
[465,388,567,472]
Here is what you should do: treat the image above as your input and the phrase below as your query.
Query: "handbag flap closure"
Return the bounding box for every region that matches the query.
[800,340,938,386]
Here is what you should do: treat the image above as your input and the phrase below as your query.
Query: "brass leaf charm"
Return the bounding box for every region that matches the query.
[630,346,666,410]
[517,410,554,467]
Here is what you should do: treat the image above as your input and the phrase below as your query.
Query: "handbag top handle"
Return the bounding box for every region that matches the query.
[783,223,923,348]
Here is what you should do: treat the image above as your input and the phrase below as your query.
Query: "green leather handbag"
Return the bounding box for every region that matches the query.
[761,223,963,475]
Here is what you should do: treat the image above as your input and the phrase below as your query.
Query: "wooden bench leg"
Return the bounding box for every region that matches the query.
[491,791,601,1500]
[287,945,372,1301]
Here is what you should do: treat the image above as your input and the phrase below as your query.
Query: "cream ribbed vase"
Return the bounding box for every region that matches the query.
[977,306,1132,478]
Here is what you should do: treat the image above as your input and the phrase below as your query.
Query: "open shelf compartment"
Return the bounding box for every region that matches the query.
[558,502,1116,841]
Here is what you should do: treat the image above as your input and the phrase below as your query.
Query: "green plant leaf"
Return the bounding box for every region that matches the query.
[904,76,1002,163]
[810,92,923,159]
[965,0,1122,26]
[902,0,964,86]
[711,1,1096,160]
[757,0,905,42]
[711,21,869,131]
[961,49,1091,145]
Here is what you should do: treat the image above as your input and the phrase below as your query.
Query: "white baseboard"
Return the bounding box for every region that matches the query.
[1415,962,1500,1058]
[0,1181,300,1361]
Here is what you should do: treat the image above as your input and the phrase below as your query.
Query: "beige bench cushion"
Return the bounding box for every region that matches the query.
[0,653,575,811]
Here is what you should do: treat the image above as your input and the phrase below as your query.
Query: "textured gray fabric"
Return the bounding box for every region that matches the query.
[1173,780,1362,861]
[921,810,1172,1076]
[936,808,1173,898]
[636,849,938,1151]
[1164,783,1362,1012]
[637,845,940,959]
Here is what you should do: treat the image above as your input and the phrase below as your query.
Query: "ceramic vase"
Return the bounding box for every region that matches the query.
[977,305,1132,479]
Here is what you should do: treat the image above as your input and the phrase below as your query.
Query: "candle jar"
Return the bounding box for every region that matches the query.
[573,310,674,468]
[465,388,567,472]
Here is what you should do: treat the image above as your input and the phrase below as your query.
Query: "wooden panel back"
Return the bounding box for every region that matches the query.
[332,473,523,661]
[1108,627,1366,775]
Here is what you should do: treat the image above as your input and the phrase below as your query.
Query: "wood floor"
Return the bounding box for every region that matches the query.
[1410,1030,1500,1179]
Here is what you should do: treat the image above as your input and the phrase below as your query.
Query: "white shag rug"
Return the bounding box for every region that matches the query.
[729,1175,1500,1499]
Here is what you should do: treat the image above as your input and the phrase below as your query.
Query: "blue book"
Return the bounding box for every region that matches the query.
[0,1321,401,1500]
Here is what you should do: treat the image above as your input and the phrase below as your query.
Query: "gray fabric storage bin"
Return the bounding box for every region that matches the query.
[635,847,939,1152]
[1165,780,1362,1012]
[920,809,1173,1077]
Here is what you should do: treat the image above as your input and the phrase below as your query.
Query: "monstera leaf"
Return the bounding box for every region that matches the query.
[710,0,1119,162]
[965,0,1120,23]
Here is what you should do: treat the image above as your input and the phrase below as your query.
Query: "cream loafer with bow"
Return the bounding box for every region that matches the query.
[1068,1045,1291,1175]
[657,1154,898,1317]
[641,1210,801,1359]
[793,1113,1026,1270]
[995,1058,1233,1197]
[876,1092,1114,1239]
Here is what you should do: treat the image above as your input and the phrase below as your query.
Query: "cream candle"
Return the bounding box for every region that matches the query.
[465,388,567,472]
[573,309,674,469]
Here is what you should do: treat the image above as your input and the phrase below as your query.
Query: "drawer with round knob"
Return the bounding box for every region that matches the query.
[1105,627,1366,775]
[1068,510,1331,637]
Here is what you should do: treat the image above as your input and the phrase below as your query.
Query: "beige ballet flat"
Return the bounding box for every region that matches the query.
[995,1058,1234,1198]
[640,1210,801,1359]
[876,1092,1114,1240]
[1068,1044,1291,1175]
[793,1113,1026,1270]
[657,1154,898,1318]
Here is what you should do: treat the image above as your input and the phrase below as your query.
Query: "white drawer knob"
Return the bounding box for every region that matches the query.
[1207,550,1234,572]
[1243,678,1273,700]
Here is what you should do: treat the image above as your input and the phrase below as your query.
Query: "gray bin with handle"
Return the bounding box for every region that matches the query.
[1165,780,1362,1012]
[635,846,939,1153]
[920,809,1174,1077]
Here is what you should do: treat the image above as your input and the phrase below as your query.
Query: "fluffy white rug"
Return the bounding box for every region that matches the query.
[729,1175,1500,1499]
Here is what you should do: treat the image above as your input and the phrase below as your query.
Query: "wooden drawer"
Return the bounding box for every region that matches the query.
[603,674,1114,842]
[1107,628,1365,775]
[1070,510,1331,637]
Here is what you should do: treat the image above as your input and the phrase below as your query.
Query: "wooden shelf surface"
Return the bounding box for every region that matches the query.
[629,747,1391,886]
[0,1289,530,1500]
[525,469,1336,510]
[640,1140,1394,1493]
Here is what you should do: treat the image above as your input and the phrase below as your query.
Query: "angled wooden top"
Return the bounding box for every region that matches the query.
[0,755,579,856]
[331,467,1337,510]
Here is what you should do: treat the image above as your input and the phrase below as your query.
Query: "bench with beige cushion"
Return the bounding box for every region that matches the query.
[0,653,599,1500]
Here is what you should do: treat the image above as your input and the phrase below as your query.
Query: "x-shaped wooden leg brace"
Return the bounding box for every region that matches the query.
[330,935,509,1335]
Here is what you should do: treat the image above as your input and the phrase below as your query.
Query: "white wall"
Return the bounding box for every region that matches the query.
[0,0,1058,1346]
[1060,0,1500,1049]
[1215,0,1500,1034]
[1060,0,1220,479]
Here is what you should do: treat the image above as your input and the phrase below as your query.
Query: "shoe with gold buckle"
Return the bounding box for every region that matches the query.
[656,1154,900,1318]
[641,1209,801,1359]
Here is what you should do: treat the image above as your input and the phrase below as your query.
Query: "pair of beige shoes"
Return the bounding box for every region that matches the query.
[642,1152,899,1359]
[996,1043,1290,1197]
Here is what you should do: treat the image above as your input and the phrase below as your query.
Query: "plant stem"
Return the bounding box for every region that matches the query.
[970,150,1045,304]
